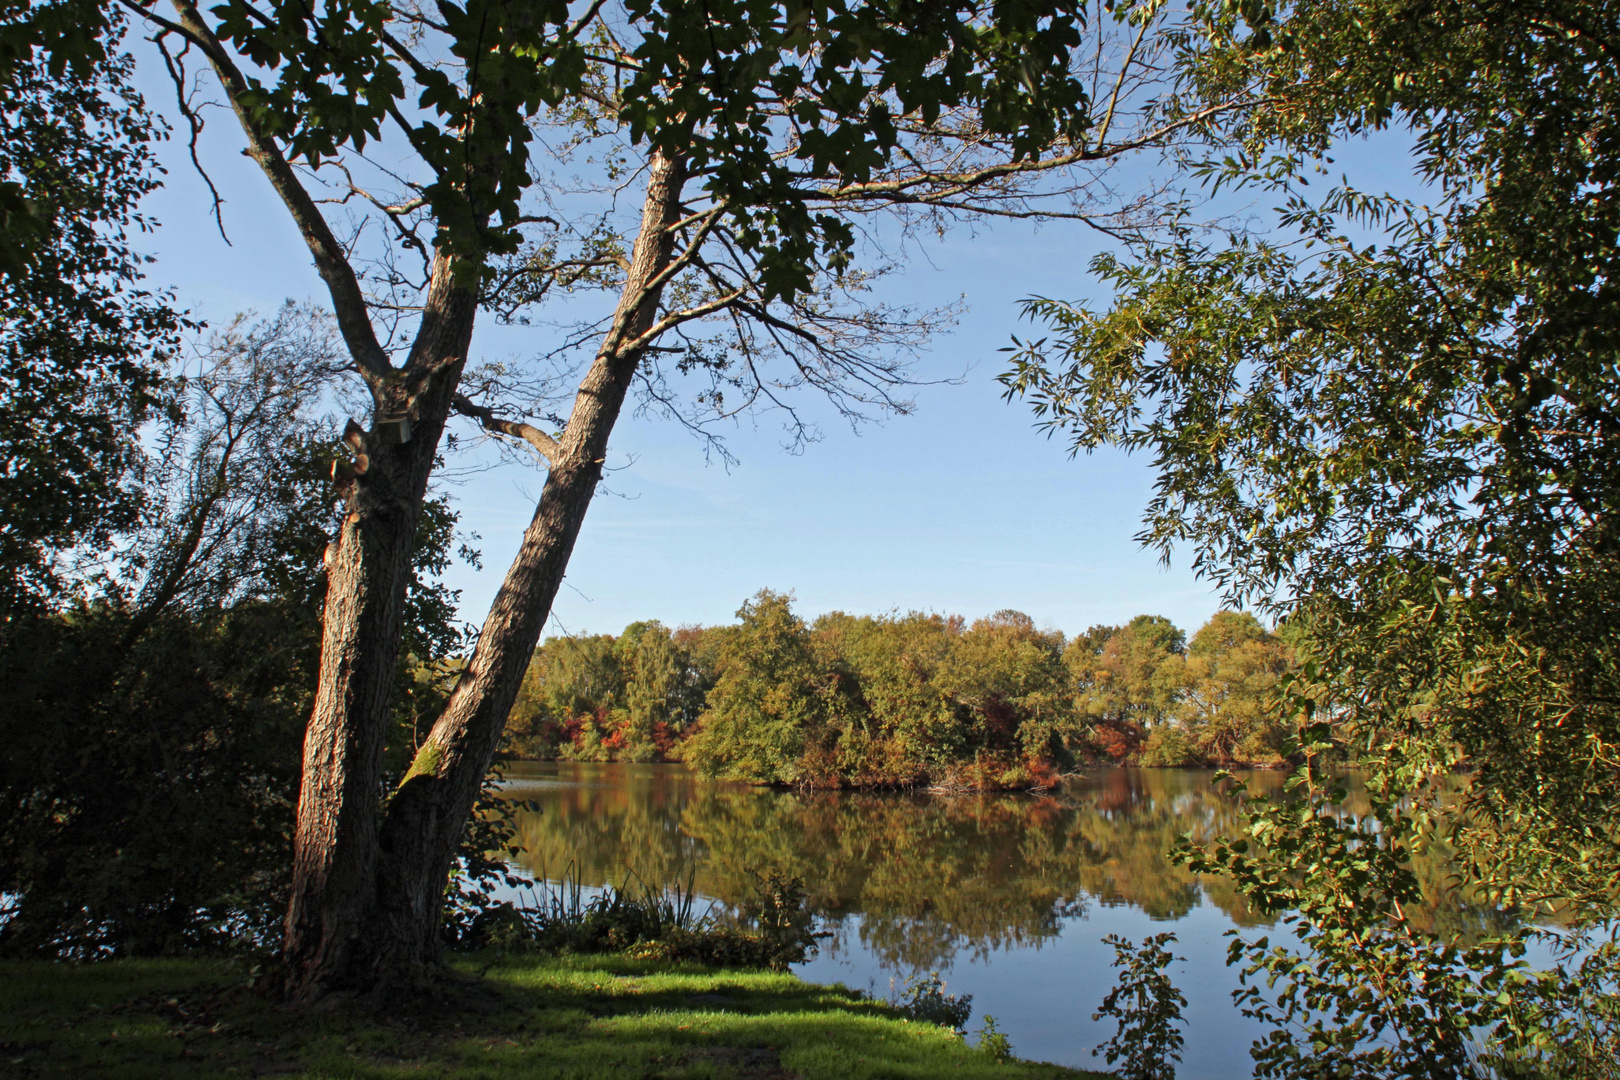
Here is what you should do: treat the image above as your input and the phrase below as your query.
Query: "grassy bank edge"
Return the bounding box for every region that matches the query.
[0,954,1112,1080]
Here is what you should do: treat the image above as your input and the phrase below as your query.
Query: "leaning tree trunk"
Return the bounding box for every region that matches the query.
[364,154,688,982]
[281,255,477,1003]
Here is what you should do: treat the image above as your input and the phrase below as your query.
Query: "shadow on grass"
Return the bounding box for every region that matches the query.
[0,955,1106,1080]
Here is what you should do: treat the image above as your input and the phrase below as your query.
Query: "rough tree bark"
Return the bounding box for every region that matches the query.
[149,0,478,1001]
[162,0,690,997]
[281,257,478,1001]
[275,152,684,999]
[369,154,688,984]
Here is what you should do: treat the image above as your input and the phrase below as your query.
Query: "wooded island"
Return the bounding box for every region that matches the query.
[507,591,1296,785]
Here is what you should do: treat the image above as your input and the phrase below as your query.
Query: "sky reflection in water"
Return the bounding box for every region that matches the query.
[493,762,1499,1077]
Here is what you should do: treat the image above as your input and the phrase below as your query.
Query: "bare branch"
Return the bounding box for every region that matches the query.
[787,100,1266,211]
[120,0,394,386]
[1095,7,1155,148]
[153,34,230,245]
[452,393,560,463]
[624,287,750,351]
[568,0,611,40]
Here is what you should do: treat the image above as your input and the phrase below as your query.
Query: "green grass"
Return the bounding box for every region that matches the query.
[0,954,1111,1079]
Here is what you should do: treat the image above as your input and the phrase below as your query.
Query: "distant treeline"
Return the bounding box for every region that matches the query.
[505,590,1296,788]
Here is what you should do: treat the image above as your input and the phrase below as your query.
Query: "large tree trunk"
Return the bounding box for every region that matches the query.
[165,0,557,1002]
[281,254,476,1002]
[364,154,688,982]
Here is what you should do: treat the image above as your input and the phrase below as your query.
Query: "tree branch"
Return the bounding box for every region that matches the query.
[1094,5,1156,149]
[624,287,749,352]
[601,204,729,356]
[152,33,230,245]
[122,0,393,386]
[452,393,559,463]
[791,100,1267,208]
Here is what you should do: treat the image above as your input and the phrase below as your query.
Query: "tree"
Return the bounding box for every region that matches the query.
[506,620,705,760]
[114,0,1260,996]
[0,1,182,617]
[813,609,963,783]
[0,308,471,958]
[939,609,1071,778]
[1002,0,1620,910]
[1087,615,1185,723]
[684,590,844,784]
[615,621,699,761]
[507,632,624,756]
[1176,611,1289,766]
[689,598,1081,787]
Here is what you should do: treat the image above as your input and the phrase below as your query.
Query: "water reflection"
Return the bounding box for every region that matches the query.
[496,762,1533,1075]
[498,763,1291,970]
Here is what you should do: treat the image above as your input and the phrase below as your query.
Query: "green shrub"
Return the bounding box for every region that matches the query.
[976,1015,1014,1062]
[892,971,974,1033]
[459,864,822,971]
[1137,726,1197,768]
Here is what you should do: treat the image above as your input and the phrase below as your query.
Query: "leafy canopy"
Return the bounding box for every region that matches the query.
[1002,0,1620,910]
[207,0,1098,296]
[0,4,182,613]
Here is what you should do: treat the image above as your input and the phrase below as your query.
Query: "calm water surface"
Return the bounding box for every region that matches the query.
[492,763,1449,1077]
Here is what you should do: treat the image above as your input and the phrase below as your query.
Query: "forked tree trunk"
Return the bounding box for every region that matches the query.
[288,155,687,995]
[367,154,687,982]
[168,0,685,1001]
[161,0,489,1003]
[281,257,476,1002]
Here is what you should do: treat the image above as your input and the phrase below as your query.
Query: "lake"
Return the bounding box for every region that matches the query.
[492,762,1470,1077]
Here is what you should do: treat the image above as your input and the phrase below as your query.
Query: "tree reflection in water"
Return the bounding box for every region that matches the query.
[497,764,1293,970]
[497,763,1515,972]
[494,763,1527,1077]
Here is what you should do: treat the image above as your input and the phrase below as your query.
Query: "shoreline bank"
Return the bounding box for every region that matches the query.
[0,954,1108,1079]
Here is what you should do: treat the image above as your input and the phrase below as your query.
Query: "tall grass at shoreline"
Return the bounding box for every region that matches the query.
[457,862,822,972]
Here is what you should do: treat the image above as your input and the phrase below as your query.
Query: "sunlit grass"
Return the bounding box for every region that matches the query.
[0,954,1108,1079]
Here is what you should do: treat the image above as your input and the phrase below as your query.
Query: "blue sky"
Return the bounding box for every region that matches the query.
[133,67,1238,643]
